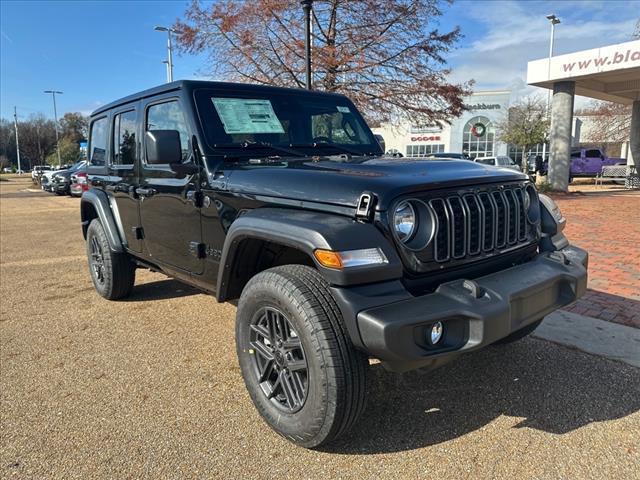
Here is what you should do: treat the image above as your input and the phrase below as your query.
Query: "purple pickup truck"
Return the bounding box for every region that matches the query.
[529,147,626,178]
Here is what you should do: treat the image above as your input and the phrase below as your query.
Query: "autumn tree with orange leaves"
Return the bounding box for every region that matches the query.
[175,0,472,125]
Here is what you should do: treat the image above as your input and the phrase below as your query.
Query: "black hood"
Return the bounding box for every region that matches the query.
[222,156,528,211]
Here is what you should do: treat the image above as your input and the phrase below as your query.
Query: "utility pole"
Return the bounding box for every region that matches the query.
[44,90,63,166]
[301,0,313,90]
[13,107,21,174]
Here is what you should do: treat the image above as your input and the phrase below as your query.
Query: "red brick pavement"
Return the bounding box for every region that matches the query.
[551,190,640,328]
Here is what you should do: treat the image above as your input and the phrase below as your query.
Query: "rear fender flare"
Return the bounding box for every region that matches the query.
[80,189,125,253]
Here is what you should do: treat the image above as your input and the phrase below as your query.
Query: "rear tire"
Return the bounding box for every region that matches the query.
[236,265,367,448]
[494,319,543,345]
[86,219,135,300]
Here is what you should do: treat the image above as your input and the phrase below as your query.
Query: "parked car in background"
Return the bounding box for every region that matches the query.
[42,160,87,194]
[474,155,521,171]
[70,169,89,197]
[425,152,471,160]
[2,167,12,173]
[32,165,53,184]
[529,148,625,177]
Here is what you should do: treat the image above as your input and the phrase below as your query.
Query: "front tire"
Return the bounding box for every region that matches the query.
[236,265,367,448]
[86,219,135,300]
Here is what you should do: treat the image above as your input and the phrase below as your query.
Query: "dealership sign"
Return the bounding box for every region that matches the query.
[410,135,441,142]
[528,39,640,83]
[464,103,501,110]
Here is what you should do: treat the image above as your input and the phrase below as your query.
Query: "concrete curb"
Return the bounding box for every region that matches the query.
[533,310,640,368]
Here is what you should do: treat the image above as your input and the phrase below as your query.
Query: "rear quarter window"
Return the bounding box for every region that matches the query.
[89,117,108,166]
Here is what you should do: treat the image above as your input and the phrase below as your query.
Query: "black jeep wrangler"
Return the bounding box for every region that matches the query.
[81,81,587,448]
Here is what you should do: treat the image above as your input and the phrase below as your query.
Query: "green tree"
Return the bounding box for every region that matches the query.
[59,112,88,143]
[496,96,548,173]
[46,136,80,166]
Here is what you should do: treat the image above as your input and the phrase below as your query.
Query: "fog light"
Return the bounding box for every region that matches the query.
[428,322,443,345]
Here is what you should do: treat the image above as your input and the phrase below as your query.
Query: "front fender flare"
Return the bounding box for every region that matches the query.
[80,189,125,253]
[216,208,403,301]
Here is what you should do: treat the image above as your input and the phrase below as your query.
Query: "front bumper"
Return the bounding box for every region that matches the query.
[336,245,588,372]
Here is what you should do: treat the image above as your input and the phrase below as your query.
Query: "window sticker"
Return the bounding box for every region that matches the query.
[212,98,285,134]
[337,106,351,113]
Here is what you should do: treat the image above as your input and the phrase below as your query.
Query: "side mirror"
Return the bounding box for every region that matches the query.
[145,130,182,165]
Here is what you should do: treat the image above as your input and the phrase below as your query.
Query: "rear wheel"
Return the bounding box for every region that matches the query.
[86,219,135,300]
[236,265,367,448]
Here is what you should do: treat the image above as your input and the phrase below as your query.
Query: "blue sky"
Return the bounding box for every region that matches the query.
[1,0,638,120]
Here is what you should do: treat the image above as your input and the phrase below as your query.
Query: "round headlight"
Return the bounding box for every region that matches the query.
[524,184,540,223]
[393,201,416,243]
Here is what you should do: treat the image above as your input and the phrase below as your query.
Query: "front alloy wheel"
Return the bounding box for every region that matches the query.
[250,307,308,413]
[236,265,367,448]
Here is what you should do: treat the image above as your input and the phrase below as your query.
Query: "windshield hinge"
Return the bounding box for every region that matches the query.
[356,192,376,221]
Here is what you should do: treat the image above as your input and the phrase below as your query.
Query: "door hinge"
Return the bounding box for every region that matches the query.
[189,241,206,259]
[131,227,144,240]
[186,190,204,208]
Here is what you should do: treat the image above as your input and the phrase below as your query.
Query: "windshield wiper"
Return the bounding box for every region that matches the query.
[289,141,371,157]
[214,141,307,158]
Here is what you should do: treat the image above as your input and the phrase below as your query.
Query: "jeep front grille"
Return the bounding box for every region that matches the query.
[429,186,531,263]
[395,183,538,273]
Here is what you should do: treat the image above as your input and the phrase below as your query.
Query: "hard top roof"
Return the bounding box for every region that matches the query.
[91,80,346,117]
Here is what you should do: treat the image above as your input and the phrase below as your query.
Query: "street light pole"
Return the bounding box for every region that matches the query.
[301,0,313,90]
[13,107,21,174]
[155,26,182,83]
[44,90,63,167]
[542,14,561,163]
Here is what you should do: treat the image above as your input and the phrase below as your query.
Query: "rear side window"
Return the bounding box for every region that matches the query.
[89,117,108,166]
[112,110,137,166]
[585,149,601,158]
[146,101,190,163]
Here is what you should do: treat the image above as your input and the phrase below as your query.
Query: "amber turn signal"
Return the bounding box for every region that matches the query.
[313,249,343,269]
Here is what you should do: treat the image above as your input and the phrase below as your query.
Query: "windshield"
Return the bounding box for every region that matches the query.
[68,161,86,172]
[195,88,381,158]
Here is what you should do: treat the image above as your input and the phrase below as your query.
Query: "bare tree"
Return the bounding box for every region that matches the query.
[18,115,58,168]
[175,0,472,125]
[495,96,548,173]
[576,101,632,156]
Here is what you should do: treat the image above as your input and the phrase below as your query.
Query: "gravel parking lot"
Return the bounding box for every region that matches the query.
[1,176,639,479]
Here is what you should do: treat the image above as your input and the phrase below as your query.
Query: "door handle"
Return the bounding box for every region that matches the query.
[135,187,157,197]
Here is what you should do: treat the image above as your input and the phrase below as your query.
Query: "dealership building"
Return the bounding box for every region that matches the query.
[372,91,513,160]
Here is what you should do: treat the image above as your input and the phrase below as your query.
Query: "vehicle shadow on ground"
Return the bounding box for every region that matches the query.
[124,279,202,302]
[323,338,640,454]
